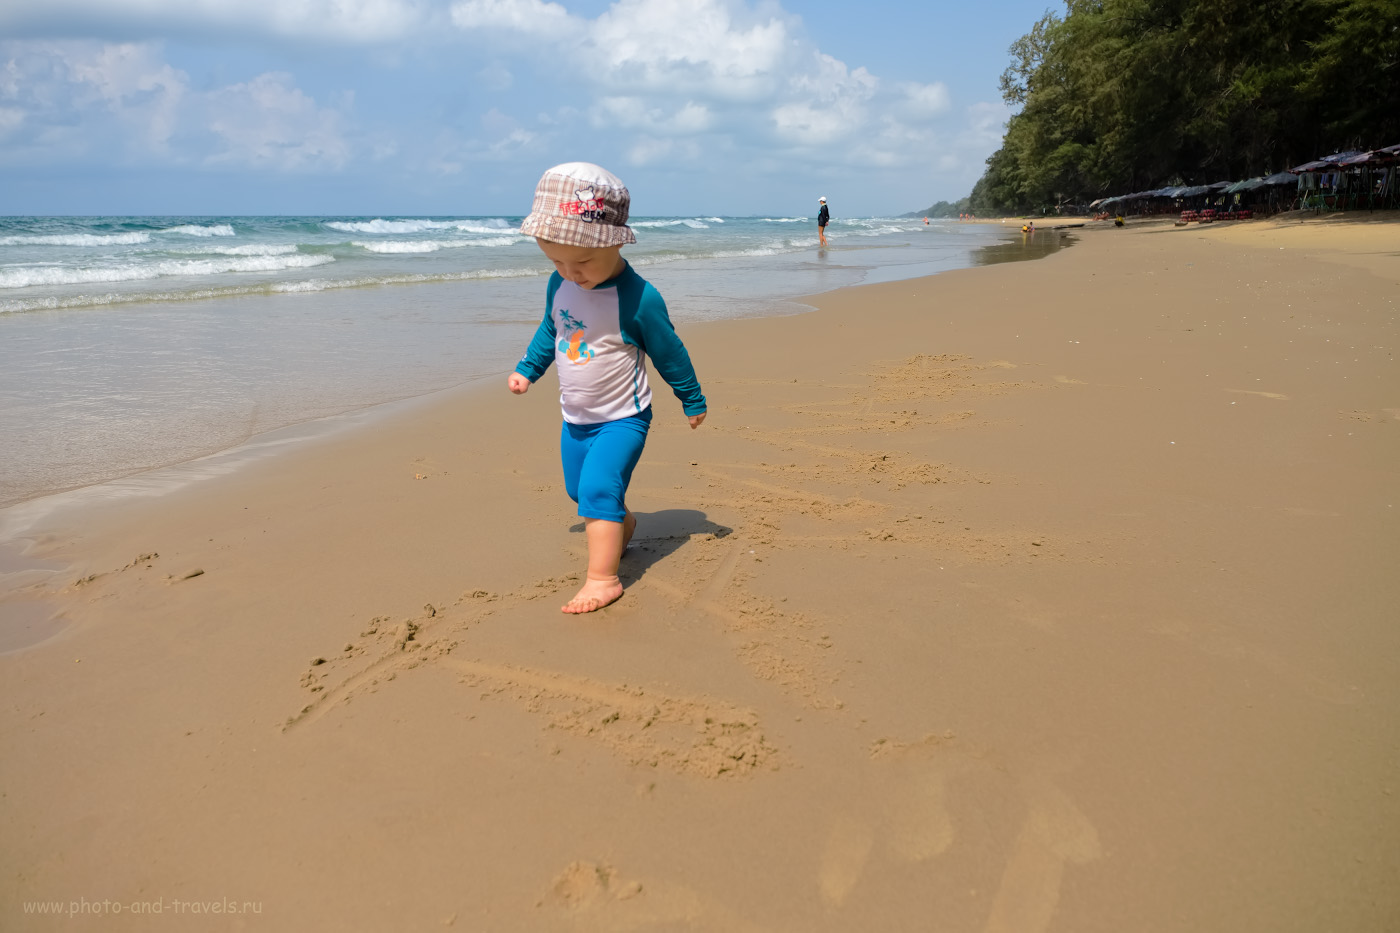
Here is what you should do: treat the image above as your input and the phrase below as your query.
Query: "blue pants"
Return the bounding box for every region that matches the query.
[560,407,652,522]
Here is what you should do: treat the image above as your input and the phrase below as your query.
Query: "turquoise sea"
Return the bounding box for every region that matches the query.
[0,214,1062,507]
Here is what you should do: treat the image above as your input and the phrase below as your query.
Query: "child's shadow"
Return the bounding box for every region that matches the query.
[569,509,732,586]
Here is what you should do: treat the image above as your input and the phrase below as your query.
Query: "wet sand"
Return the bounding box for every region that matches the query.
[2,213,1397,931]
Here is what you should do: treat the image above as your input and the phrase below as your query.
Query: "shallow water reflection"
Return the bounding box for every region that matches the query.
[972,229,1076,265]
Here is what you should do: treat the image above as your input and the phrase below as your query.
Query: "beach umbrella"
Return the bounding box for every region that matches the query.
[1337,152,1380,165]
[1225,178,1262,193]
[1290,159,1332,173]
[1261,172,1297,185]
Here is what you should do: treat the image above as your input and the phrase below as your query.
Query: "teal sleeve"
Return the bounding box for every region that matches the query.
[514,274,562,382]
[618,271,706,416]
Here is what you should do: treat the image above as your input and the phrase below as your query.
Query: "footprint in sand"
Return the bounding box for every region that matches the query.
[818,736,963,907]
[541,860,767,932]
[816,737,1101,933]
[982,775,1101,933]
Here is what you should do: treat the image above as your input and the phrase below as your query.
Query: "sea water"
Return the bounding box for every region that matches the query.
[0,215,1062,507]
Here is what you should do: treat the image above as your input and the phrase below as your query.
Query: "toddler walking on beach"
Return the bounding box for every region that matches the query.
[507,163,707,614]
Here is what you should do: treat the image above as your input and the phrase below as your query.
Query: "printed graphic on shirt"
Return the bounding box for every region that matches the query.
[562,186,607,223]
[556,307,594,365]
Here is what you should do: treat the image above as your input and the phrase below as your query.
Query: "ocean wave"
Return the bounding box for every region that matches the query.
[352,237,520,253]
[325,218,514,235]
[165,244,300,257]
[758,217,807,223]
[161,224,236,237]
[628,239,812,267]
[632,219,710,229]
[0,232,152,247]
[0,265,545,314]
[449,220,516,235]
[0,254,334,289]
[846,225,908,237]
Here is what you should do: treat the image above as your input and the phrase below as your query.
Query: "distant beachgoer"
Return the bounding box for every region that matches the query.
[1022,221,1035,233]
[509,162,707,614]
[817,197,830,247]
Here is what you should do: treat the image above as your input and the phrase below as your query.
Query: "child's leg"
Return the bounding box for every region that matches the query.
[559,411,650,614]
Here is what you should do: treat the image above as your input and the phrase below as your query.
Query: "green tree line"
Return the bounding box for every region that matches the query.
[968,0,1400,214]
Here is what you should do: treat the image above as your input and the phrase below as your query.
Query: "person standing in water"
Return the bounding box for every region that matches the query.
[817,196,830,247]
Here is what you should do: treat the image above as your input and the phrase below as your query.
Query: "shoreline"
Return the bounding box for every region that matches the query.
[2,215,1396,930]
[0,220,1047,509]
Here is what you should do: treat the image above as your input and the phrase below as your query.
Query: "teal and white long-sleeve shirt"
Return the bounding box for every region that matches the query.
[514,262,706,425]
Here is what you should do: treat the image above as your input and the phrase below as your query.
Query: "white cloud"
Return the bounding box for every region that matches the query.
[0,40,187,159]
[594,97,713,134]
[901,81,951,117]
[450,0,570,36]
[0,106,23,136]
[66,42,186,149]
[0,1,993,202]
[626,135,700,167]
[477,61,513,91]
[0,40,355,170]
[449,0,953,170]
[206,72,350,170]
[590,0,790,85]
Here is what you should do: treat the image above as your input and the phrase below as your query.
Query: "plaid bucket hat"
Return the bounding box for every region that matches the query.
[520,162,636,248]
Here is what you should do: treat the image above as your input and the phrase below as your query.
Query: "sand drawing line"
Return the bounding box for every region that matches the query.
[1227,388,1290,399]
[283,598,491,731]
[441,656,776,778]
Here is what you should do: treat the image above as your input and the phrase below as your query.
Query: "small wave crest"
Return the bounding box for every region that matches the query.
[0,265,544,314]
[759,217,807,223]
[632,219,710,229]
[161,224,236,237]
[0,232,152,247]
[165,244,300,257]
[0,254,334,289]
[352,237,520,253]
[326,218,514,235]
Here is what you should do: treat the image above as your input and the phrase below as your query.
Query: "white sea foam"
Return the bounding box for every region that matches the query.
[166,244,300,257]
[0,254,333,289]
[629,239,809,267]
[759,217,807,223]
[633,218,710,229]
[0,232,152,247]
[0,265,544,314]
[161,224,236,237]
[326,218,511,235]
[327,219,447,234]
[449,220,514,235]
[352,237,519,253]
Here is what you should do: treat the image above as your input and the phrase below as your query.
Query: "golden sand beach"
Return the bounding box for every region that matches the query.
[2,215,1397,931]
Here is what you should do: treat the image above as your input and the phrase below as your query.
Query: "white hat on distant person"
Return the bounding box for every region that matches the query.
[819,197,826,202]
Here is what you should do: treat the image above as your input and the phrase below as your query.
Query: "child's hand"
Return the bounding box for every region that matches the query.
[507,372,530,395]
[688,412,706,430]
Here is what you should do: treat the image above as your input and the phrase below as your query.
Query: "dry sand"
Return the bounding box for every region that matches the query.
[2,214,1398,931]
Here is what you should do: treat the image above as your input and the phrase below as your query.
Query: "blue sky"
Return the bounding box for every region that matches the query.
[0,0,1057,216]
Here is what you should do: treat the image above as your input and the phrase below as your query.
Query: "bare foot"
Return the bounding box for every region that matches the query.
[562,574,624,614]
[622,511,637,551]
